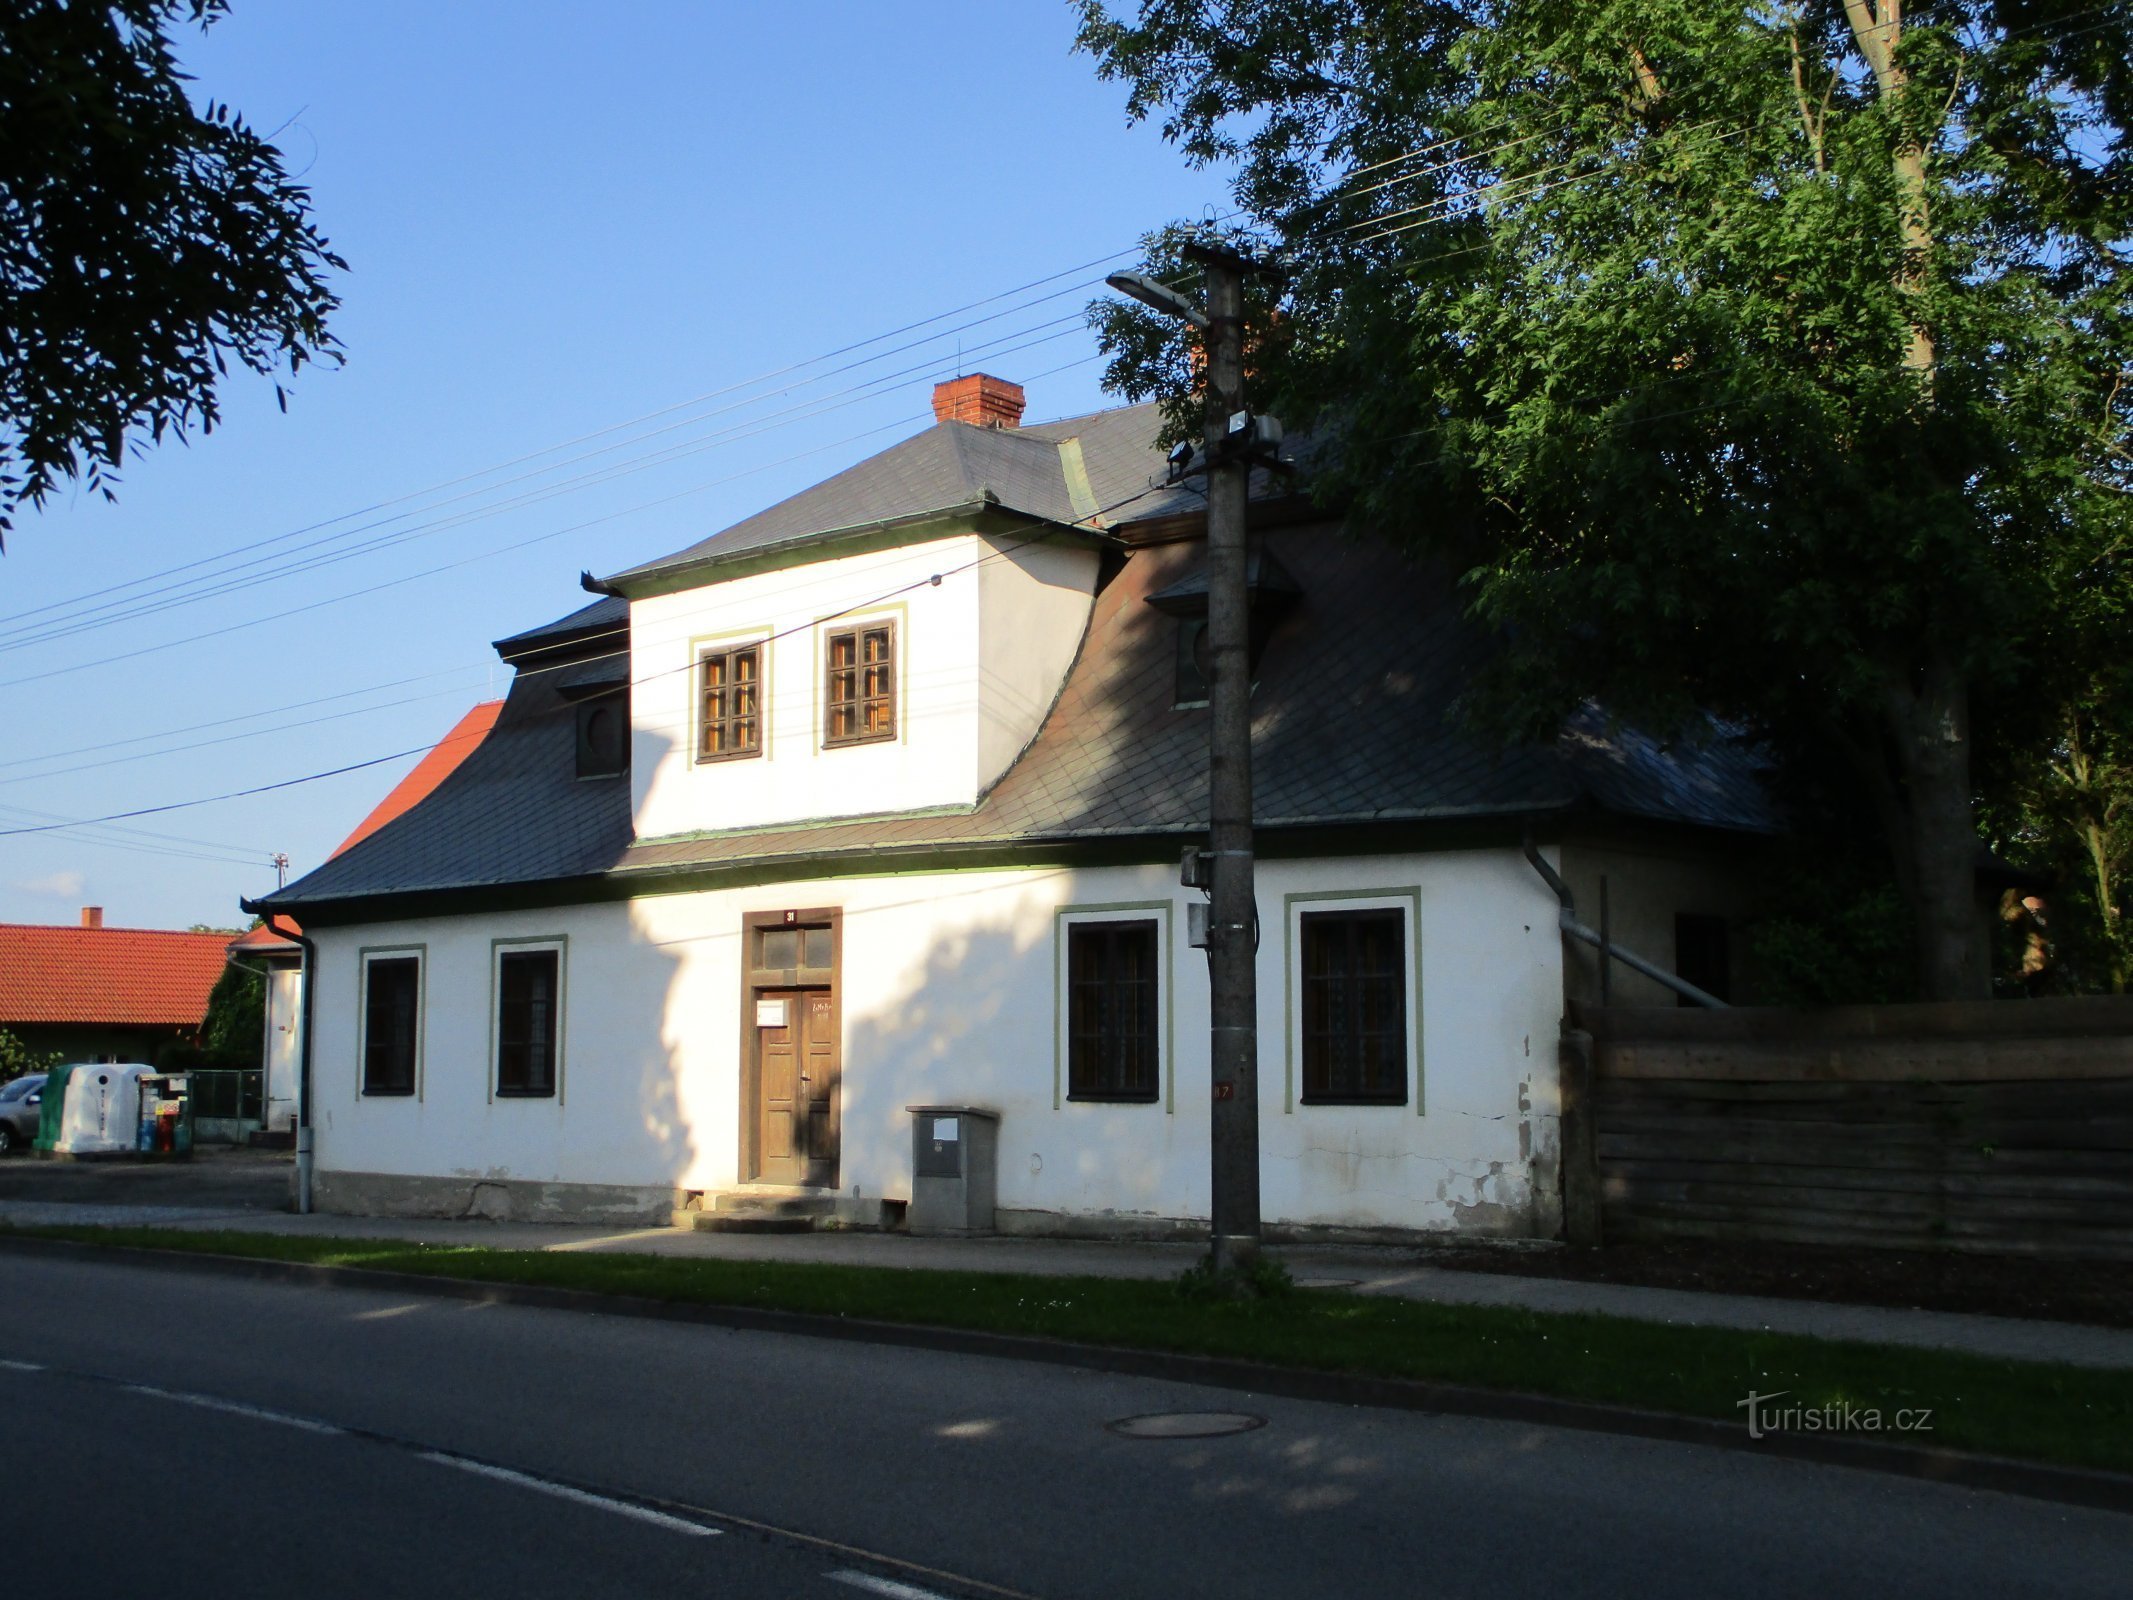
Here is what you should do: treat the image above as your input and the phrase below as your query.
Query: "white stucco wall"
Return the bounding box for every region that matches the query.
[628,530,1096,841]
[1558,837,1764,1006]
[306,846,1567,1237]
[974,535,1098,789]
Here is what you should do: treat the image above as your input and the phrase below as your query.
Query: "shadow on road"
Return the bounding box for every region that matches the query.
[0,1146,292,1213]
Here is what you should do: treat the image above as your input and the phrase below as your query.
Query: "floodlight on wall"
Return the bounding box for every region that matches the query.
[1104,271,1211,331]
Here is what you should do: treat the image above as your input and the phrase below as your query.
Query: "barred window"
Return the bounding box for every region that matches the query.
[362,956,419,1096]
[1067,920,1160,1102]
[1299,910,1406,1105]
[824,623,895,746]
[496,948,560,1098]
[699,645,762,761]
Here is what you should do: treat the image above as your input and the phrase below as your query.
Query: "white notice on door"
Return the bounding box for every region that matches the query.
[755,998,788,1028]
[932,1117,959,1141]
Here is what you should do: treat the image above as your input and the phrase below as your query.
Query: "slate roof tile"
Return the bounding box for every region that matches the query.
[263,405,1776,913]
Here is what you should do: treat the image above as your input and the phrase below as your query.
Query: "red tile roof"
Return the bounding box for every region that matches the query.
[0,922,233,1027]
[330,701,502,859]
[229,922,300,953]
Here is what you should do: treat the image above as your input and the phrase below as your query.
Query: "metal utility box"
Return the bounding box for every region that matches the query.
[906,1106,1000,1235]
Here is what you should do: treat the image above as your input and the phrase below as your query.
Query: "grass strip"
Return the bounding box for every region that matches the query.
[13,1223,2133,1475]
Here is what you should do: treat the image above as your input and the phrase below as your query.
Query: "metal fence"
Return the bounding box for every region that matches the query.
[189,1068,264,1124]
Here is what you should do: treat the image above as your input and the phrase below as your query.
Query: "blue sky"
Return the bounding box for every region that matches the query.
[0,1,1226,930]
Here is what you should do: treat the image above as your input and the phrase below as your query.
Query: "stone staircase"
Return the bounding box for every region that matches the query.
[686,1186,889,1234]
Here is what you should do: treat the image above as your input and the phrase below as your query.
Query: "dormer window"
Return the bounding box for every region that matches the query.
[699,644,762,761]
[575,693,628,779]
[824,622,896,746]
[1147,546,1301,710]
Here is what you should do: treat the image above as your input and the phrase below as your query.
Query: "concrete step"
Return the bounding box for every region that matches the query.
[691,1213,815,1235]
[685,1189,887,1233]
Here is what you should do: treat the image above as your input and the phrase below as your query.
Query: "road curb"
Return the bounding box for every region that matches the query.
[5,1229,2130,1515]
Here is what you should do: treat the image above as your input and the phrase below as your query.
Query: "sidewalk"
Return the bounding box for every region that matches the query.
[9,1193,2133,1373]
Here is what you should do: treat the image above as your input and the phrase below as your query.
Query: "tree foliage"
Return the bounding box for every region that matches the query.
[198,953,263,1066]
[1078,1,2133,999]
[0,1025,59,1084]
[0,0,343,541]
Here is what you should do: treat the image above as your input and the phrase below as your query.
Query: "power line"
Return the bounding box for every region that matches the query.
[0,664,490,773]
[0,746,471,841]
[0,242,1177,634]
[0,346,1119,696]
[0,349,1111,797]
[0,677,494,788]
[0,309,1105,654]
[0,472,1178,846]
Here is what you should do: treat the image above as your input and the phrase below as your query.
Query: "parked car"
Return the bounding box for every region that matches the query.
[0,1074,46,1152]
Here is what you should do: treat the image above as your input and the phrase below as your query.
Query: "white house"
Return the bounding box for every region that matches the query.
[249,374,1774,1239]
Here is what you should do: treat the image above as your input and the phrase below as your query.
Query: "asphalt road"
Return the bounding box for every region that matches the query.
[2,1252,2126,1600]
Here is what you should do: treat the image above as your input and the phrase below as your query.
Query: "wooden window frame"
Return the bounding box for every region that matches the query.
[358,947,423,1099]
[490,938,566,1102]
[1298,908,1409,1107]
[697,642,764,764]
[822,619,897,748]
[1065,919,1162,1104]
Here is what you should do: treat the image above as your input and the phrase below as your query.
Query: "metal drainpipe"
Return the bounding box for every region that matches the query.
[263,915,317,1213]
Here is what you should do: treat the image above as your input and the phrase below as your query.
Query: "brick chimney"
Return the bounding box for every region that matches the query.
[80,906,103,929]
[932,373,1025,430]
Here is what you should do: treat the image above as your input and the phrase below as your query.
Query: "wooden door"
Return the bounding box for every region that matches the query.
[754,987,838,1185]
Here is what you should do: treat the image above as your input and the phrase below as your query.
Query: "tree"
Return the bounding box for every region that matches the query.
[0,0,343,543]
[1077,1,2133,1000]
[199,954,263,1066]
[0,1026,59,1084]
[1984,660,2133,992]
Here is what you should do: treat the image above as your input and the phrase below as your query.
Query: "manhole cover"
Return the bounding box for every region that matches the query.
[1106,1411,1267,1440]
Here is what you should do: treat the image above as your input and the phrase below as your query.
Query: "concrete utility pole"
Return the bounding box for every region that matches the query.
[1186,238,1262,1273]
[1105,241,1270,1274]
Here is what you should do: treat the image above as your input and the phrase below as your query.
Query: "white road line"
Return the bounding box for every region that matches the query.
[124,1382,345,1436]
[0,1358,44,1373]
[827,1570,958,1600]
[417,1452,722,1538]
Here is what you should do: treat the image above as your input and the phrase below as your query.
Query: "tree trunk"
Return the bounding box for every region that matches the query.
[1882,657,1989,1000]
[1841,0,1937,384]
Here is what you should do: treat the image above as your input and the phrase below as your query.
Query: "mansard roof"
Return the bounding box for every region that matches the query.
[255,505,1775,919]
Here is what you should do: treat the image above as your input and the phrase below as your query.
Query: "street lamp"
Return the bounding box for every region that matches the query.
[1104,270,1212,331]
[1107,241,1265,1275]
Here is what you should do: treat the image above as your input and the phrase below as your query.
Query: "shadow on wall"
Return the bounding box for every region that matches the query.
[611,726,700,1211]
[841,911,1047,1202]
[447,715,700,1225]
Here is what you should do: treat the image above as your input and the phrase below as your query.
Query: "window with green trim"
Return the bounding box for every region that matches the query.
[698,644,762,761]
[496,948,560,1098]
[824,622,896,746]
[361,955,419,1097]
[1299,909,1406,1105]
[1067,920,1159,1103]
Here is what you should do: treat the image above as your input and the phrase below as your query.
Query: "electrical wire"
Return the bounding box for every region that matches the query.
[0,471,1179,845]
[0,309,1105,654]
[0,241,1197,632]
